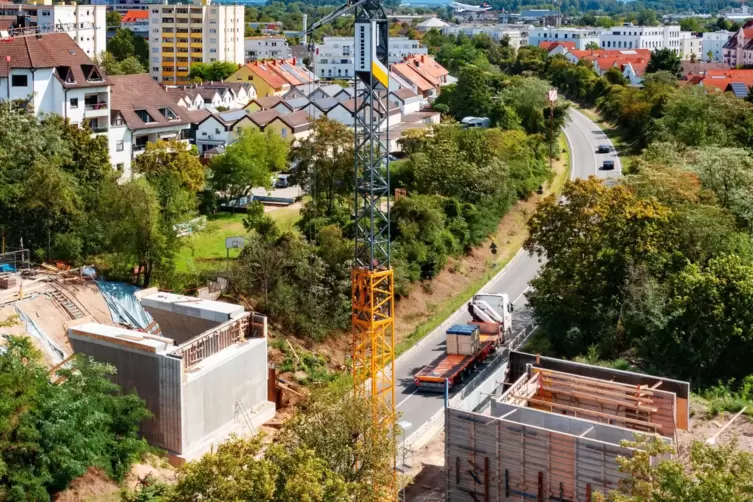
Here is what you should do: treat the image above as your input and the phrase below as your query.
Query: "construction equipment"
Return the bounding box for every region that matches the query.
[467,293,514,341]
[303,1,395,497]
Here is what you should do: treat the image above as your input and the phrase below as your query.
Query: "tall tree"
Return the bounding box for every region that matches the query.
[211,127,288,201]
[646,48,682,77]
[449,64,492,119]
[188,61,238,82]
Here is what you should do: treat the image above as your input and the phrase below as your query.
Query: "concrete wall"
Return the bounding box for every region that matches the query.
[69,333,183,453]
[181,337,267,454]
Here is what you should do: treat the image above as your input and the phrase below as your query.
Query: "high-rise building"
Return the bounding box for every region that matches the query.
[147,0,244,85]
[0,0,106,58]
[703,30,732,62]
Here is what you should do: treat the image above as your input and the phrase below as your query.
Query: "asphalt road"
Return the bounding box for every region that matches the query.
[394,108,622,435]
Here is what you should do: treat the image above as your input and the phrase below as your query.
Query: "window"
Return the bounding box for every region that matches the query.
[152,47,159,53]
[116,163,124,172]
[70,97,79,108]
[11,75,28,87]
[116,140,124,152]
[281,127,287,137]
[215,128,221,134]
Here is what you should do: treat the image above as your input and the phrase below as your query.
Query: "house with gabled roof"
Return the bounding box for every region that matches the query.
[194,109,256,155]
[108,74,193,179]
[245,95,294,114]
[265,110,312,143]
[0,32,111,131]
[308,84,345,101]
[226,61,291,98]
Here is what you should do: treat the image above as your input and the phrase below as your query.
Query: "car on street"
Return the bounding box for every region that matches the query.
[602,160,615,170]
[597,144,611,153]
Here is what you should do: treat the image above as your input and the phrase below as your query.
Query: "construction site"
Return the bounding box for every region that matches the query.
[445,351,690,502]
[0,250,275,464]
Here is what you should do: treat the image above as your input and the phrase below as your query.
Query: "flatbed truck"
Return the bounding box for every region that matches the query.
[413,328,501,391]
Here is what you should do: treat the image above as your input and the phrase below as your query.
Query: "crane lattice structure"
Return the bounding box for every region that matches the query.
[306,0,396,489]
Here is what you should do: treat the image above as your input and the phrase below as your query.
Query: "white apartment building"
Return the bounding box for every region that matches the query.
[148,0,244,85]
[528,27,602,50]
[600,25,682,54]
[0,33,111,133]
[244,35,291,62]
[442,24,528,51]
[120,10,150,36]
[314,36,427,80]
[680,31,703,60]
[0,0,106,58]
[703,30,733,61]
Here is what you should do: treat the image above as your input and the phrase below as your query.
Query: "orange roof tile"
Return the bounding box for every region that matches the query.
[121,10,148,22]
[541,41,576,51]
[404,54,448,79]
[391,63,434,92]
[244,62,288,90]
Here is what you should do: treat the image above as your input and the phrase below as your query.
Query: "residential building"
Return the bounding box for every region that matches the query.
[680,60,731,81]
[679,31,703,60]
[264,110,312,143]
[529,27,602,50]
[723,3,753,22]
[0,33,111,132]
[120,9,149,36]
[245,95,293,114]
[244,35,291,62]
[702,30,732,62]
[600,24,682,54]
[697,69,753,96]
[723,21,753,67]
[148,0,244,85]
[246,21,282,35]
[314,36,427,80]
[549,46,651,84]
[194,109,254,154]
[108,73,193,179]
[0,0,106,58]
[91,0,165,16]
[442,24,528,50]
[227,59,316,98]
[390,54,450,98]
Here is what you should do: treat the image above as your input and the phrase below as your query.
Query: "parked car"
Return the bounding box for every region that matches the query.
[597,144,611,153]
[602,160,615,170]
[275,174,290,188]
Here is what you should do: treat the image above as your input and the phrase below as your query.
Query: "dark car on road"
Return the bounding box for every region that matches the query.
[602,160,615,170]
[597,144,611,153]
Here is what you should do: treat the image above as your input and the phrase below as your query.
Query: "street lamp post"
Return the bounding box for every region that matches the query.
[547,88,558,174]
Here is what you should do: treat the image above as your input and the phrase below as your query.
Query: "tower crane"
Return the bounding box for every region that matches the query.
[303,0,396,488]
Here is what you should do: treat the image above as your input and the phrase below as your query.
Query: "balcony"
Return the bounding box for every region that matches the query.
[84,95,108,117]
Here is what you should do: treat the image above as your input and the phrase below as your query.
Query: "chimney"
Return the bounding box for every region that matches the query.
[421,55,425,63]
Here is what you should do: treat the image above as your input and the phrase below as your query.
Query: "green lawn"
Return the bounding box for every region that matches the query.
[174,207,301,273]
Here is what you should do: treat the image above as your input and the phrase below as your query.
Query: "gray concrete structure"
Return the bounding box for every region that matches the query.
[445,352,689,501]
[69,298,274,462]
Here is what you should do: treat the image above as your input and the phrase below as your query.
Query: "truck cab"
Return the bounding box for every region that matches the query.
[468,293,514,340]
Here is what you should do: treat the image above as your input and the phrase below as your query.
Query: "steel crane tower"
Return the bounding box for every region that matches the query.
[305,1,395,429]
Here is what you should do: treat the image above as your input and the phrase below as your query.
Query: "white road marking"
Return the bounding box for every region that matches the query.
[568,114,599,177]
[396,388,419,409]
[512,286,530,305]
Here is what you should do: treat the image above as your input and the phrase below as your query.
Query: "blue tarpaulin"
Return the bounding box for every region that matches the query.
[96,281,153,330]
[0,264,15,273]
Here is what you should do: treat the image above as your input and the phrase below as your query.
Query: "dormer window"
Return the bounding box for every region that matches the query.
[81,64,103,82]
[159,107,179,120]
[135,109,155,123]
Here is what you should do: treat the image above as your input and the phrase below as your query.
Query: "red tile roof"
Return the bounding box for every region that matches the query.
[540,41,577,51]
[403,54,448,79]
[242,62,288,91]
[391,62,435,92]
[0,33,109,88]
[121,10,148,23]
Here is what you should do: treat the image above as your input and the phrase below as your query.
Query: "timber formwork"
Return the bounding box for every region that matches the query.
[445,351,690,502]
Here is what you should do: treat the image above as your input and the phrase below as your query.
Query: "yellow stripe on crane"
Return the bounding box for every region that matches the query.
[371,60,389,89]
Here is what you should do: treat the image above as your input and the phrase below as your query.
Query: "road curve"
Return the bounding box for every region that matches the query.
[394,108,621,436]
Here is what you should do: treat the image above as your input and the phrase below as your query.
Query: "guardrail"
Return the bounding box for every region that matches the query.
[403,322,537,454]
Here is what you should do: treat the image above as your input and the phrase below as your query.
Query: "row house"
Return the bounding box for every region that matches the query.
[168,82,254,111]
[226,59,317,99]
[696,69,753,97]
[549,45,651,85]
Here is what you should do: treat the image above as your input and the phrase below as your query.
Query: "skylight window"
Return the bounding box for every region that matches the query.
[135,109,155,123]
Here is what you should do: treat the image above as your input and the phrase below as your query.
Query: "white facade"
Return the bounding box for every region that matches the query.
[121,17,149,36]
[529,27,601,50]
[680,32,703,60]
[442,25,527,50]
[314,36,427,80]
[703,30,732,62]
[0,2,107,58]
[244,36,291,62]
[0,68,110,132]
[148,0,244,85]
[600,25,682,54]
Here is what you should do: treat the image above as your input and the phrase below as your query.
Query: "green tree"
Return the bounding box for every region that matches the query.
[636,9,658,26]
[211,127,288,201]
[108,28,149,67]
[188,61,238,82]
[105,10,121,26]
[604,66,628,86]
[646,47,682,77]
[596,437,753,501]
[525,178,674,357]
[680,17,705,32]
[0,337,150,500]
[449,65,492,119]
[585,41,600,50]
[289,118,353,217]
